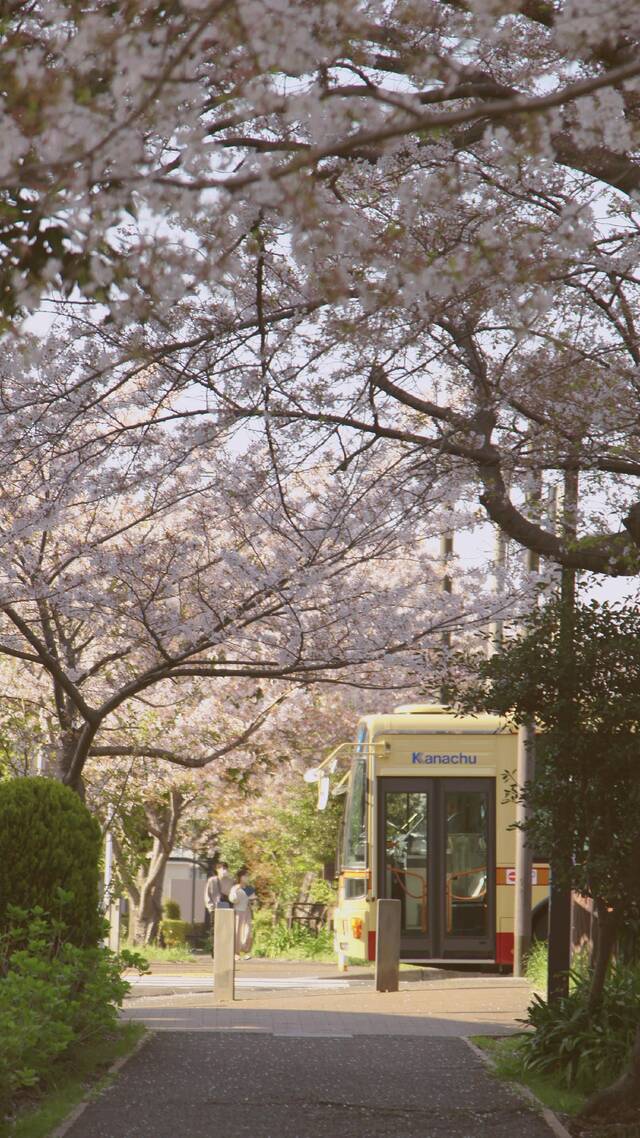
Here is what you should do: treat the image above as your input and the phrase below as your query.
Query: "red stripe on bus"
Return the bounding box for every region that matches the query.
[496,932,514,964]
[368,931,376,962]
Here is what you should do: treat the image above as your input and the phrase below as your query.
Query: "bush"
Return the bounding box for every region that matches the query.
[307,878,337,906]
[163,898,181,920]
[0,900,147,1116]
[253,917,334,960]
[520,961,640,1091]
[0,777,102,946]
[524,939,549,992]
[159,919,188,947]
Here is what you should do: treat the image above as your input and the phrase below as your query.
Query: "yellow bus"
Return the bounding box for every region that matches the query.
[331,704,549,968]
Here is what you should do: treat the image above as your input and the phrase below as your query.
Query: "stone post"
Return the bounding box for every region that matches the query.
[375,899,401,992]
[213,908,235,1001]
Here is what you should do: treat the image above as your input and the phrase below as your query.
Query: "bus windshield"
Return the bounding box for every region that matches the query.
[342,726,367,867]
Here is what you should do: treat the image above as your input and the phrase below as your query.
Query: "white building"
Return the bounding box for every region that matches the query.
[162,847,209,924]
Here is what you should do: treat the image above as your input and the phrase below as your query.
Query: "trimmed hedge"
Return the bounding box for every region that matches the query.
[159,919,188,947]
[0,777,102,946]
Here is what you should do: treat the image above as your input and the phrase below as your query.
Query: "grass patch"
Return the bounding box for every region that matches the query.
[252,922,336,961]
[3,1023,146,1138]
[472,1034,586,1117]
[128,944,205,963]
[524,939,548,993]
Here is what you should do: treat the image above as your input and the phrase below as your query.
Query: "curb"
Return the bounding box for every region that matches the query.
[464,1037,573,1138]
[49,1029,151,1138]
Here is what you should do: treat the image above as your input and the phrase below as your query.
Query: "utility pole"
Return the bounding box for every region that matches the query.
[513,480,541,977]
[513,712,536,975]
[440,529,454,702]
[488,527,507,657]
[102,829,121,951]
[440,528,454,644]
[547,473,578,1002]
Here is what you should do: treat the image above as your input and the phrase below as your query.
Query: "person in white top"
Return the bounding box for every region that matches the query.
[229,867,256,959]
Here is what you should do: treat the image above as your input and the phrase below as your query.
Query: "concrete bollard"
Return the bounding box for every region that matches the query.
[107,899,121,952]
[375,898,401,992]
[213,907,235,1001]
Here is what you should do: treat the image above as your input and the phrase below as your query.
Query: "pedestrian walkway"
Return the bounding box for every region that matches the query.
[122,974,534,1036]
[60,1032,557,1138]
[128,972,359,992]
[58,966,563,1138]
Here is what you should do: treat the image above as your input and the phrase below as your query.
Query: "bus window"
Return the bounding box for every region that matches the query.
[342,730,367,868]
[344,877,366,899]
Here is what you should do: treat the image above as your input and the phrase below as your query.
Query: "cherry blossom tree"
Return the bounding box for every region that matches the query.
[85,680,378,943]
[4,0,631,597]
[0,0,638,326]
[85,676,294,944]
[0,405,494,793]
[0,0,637,1107]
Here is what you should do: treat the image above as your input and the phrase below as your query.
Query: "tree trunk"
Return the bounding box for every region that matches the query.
[129,844,168,946]
[54,729,88,798]
[126,789,185,946]
[578,1023,640,1120]
[587,900,619,1013]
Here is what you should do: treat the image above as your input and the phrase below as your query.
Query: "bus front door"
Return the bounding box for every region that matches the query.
[378,778,494,960]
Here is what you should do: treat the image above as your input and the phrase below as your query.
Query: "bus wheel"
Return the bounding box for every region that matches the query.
[531,898,549,942]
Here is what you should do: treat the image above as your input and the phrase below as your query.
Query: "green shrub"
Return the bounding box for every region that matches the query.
[159,919,188,947]
[524,939,548,991]
[307,878,337,905]
[0,777,102,946]
[520,961,640,1091]
[253,918,334,960]
[0,901,147,1116]
[163,898,181,920]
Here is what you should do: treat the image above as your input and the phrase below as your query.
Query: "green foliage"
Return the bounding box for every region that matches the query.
[519,962,640,1091]
[307,877,338,905]
[523,939,589,996]
[162,898,181,920]
[133,943,201,963]
[0,778,102,946]
[252,916,334,960]
[457,599,640,916]
[221,782,342,907]
[159,918,188,947]
[524,938,549,992]
[473,1035,585,1117]
[0,902,147,1117]
[216,833,246,876]
[8,1023,145,1138]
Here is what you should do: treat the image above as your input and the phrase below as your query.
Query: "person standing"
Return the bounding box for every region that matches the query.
[229,867,255,959]
[204,860,234,912]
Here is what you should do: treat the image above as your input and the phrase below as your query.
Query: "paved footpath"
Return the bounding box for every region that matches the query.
[61,964,560,1138]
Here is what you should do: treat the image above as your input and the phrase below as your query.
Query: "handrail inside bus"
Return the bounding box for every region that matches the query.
[388,867,428,932]
[446,865,487,932]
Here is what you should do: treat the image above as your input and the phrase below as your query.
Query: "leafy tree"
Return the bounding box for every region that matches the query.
[458,597,640,1013]
[220,781,343,910]
[213,686,375,908]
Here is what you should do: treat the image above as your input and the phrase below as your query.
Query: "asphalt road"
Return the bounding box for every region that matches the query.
[62,1032,557,1138]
